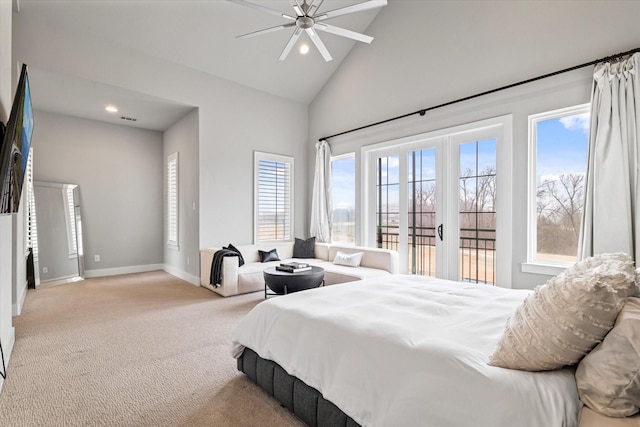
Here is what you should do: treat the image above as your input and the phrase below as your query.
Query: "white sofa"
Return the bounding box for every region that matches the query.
[199,242,399,297]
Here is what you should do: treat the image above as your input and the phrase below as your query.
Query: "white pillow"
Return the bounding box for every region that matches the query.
[488,252,635,371]
[576,297,640,417]
[333,251,364,268]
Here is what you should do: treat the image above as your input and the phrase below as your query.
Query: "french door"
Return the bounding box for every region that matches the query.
[363,117,512,287]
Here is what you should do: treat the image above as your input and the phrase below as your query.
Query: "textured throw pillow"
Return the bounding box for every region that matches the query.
[488,252,635,371]
[333,251,364,268]
[576,298,640,417]
[293,237,316,258]
[223,244,245,267]
[258,249,280,263]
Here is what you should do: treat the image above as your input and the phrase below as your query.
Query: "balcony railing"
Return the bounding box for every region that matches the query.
[376,225,496,285]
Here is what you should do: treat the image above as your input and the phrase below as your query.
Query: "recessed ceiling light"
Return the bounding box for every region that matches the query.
[299,44,310,55]
[105,105,118,113]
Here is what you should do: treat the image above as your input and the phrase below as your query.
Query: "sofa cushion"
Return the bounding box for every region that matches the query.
[314,243,330,261]
[293,237,316,258]
[313,261,391,286]
[259,249,280,263]
[333,251,364,267]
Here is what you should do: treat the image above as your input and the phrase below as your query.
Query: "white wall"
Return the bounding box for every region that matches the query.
[0,0,15,393]
[309,0,640,289]
[163,108,199,284]
[33,111,164,276]
[12,16,310,255]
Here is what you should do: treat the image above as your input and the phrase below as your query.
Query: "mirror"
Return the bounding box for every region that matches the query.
[33,182,84,287]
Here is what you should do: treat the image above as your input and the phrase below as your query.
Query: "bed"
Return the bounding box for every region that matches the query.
[231,275,583,426]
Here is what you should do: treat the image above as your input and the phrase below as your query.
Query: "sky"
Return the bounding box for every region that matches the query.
[331,156,356,209]
[537,112,589,183]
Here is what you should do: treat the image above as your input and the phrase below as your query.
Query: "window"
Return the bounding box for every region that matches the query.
[528,104,590,268]
[167,152,179,249]
[331,154,355,244]
[254,152,293,243]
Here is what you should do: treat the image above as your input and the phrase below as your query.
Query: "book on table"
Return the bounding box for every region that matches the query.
[276,265,312,273]
[279,261,309,269]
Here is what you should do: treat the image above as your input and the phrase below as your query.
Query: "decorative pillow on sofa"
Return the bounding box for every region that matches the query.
[488,252,635,371]
[223,243,245,267]
[333,251,364,268]
[258,249,280,263]
[293,237,316,258]
[576,297,640,417]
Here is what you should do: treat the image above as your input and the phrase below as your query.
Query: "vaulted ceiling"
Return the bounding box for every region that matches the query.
[14,0,384,130]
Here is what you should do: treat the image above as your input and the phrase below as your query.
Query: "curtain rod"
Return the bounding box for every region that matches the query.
[319,47,640,142]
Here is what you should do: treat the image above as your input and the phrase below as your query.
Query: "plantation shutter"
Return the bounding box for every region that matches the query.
[64,186,78,255]
[255,153,293,242]
[26,147,38,258]
[167,152,179,248]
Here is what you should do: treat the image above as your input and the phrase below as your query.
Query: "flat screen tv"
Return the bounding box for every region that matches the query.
[0,63,33,214]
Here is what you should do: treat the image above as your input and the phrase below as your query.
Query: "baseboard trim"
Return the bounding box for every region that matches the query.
[0,326,16,395]
[12,281,28,316]
[84,264,165,278]
[163,265,200,286]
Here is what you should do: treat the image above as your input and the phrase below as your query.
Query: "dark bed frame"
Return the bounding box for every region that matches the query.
[237,348,361,427]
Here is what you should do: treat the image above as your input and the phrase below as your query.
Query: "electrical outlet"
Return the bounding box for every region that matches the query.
[94,255,101,262]
[187,257,190,265]
[42,267,48,274]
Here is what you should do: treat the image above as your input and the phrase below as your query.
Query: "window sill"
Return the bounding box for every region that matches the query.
[520,262,570,277]
[168,243,180,251]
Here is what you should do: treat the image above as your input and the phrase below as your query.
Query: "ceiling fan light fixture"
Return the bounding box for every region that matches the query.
[299,44,310,55]
[228,0,387,62]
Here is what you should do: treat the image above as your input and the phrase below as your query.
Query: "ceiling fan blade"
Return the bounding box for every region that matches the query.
[287,0,304,16]
[315,23,373,43]
[237,22,296,39]
[279,28,303,61]
[228,0,296,20]
[314,0,387,21]
[306,28,332,61]
[307,0,324,16]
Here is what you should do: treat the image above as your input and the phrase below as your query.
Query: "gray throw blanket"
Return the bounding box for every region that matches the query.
[210,248,242,287]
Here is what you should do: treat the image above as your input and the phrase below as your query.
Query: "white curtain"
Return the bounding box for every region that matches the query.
[578,53,640,262]
[310,140,332,242]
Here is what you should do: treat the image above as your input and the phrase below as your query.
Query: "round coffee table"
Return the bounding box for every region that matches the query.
[263,266,325,298]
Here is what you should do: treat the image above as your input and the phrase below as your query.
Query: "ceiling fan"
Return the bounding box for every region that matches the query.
[228,0,387,62]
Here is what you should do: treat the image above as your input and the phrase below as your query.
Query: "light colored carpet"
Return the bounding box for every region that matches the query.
[0,271,304,426]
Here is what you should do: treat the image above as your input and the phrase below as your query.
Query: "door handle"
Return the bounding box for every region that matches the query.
[437,224,443,241]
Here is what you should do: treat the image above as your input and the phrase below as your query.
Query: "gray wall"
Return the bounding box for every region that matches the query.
[163,108,199,282]
[308,1,640,290]
[33,111,164,274]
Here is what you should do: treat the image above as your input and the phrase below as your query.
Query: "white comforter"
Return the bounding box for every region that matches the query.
[231,275,581,427]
